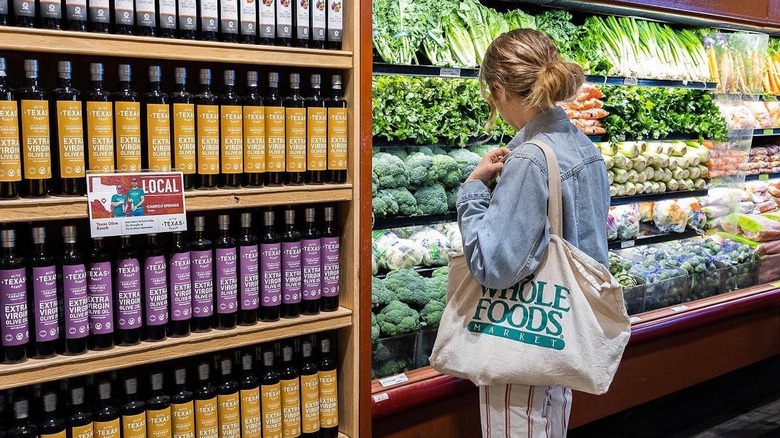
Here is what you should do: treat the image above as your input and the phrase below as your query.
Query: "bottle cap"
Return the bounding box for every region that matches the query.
[13,399,28,419]
[42,392,57,413]
[118,64,132,82]
[263,210,275,226]
[324,206,335,221]
[98,381,112,400]
[147,233,157,239]
[175,367,187,385]
[224,70,235,86]
[220,358,232,375]
[241,354,253,371]
[23,59,38,78]
[241,212,252,228]
[198,363,210,380]
[218,214,230,231]
[0,58,6,76]
[310,74,321,88]
[58,61,72,78]
[175,67,187,84]
[31,227,45,245]
[90,63,104,81]
[290,73,300,89]
[332,74,342,89]
[305,207,315,223]
[124,377,138,395]
[151,372,164,391]
[62,226,76,244]
[263,351,274,367]
[301,340,313,358]
[285,209,295,225]
[1,229,14,248]
[149,65,162,82]
[320,338,331,354]
[268,72,279,88]
[200,69,212,84]
[71,386,85,405]
[282,345,293,362]
[247,71,258,87]
[194,216,205,232]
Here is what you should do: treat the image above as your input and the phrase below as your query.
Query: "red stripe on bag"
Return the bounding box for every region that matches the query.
[527,386,534,438]
[561,387,568,437]
[505,385,512,438]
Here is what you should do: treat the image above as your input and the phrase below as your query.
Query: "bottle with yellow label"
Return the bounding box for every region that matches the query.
[93,378,121,438]
[113,65,142,173]
[318,337,338,438]
[18,59,52,198]
[239,352,261,438]
[280,343,301,438]
[220,70,243,188]
[171,68,196,190]
[305,74,327,184]
[171,366,196,438]
[265,72,285,186]
[194,362,219,438]
[146,371,173,438]
[300,339,320,438]
[217,357,241,438]
[38,390,66,437]
[261,348,283,438]
[0,58,21,199]
[142,66,172,173]
[67,384,94,438]
[83,63,115,176]
[51,60,86,196]
[195,69,220,189]
[284,73,306,186]
[242,71,265,188]
[326,74,347,184]
[121,375,147,438]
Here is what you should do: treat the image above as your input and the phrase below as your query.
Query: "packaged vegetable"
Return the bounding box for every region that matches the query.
[720,213,780,241]
[410,228,451,266]
[653,200,690,233]
[383,239,425,271]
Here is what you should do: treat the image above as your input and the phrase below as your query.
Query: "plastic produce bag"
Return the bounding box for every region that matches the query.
[373,230,399,270]
[384,239,425,271]
[410,228,451,267]
[608,205,640,241]
[720,213,780,241]
[639,202,654,222]
[746,101,774,128]
[653,200,690,233]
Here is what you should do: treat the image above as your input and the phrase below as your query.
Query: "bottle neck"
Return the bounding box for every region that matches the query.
[223,84,235,95]
[90,79,103,89]
[1,246,13,258]
[24,77,39,87]
[175,83,187,93]
[311,88,322,98]
[58,77,72,88]
[247,84,258,95]
[268,86,279,97]
[289,88,301,97]
[332,88,343,99]
[200,83,211,93]
[0,75,8,87]
[149,80,162,92]
[119,80,132,91]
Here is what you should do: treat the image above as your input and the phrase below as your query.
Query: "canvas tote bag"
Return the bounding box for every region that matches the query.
[430,139,631,395]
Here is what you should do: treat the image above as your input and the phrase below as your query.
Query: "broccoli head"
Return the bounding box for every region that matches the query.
[376,301,420,337]
[427,274,448,303]
[432,266,449,278]
[404,153,437,188]
[372,171,378,197]
[384,148,408,162]
[373,152,409,190]
[372,313,380,342]
[384,269,430,310]
[431,154,462,188]
[446,187,458,211]
[381,188,419,216]
[449,148,481,180]
[372,279,396,311]
[420,300,445,329]
[372,191,399,218]
[414,184,449,215]
[372,358,411,379]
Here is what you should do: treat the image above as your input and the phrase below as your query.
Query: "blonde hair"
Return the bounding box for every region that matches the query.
[479,28,584,127]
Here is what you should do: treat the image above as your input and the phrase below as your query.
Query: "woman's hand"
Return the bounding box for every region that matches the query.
[466,147,511,185]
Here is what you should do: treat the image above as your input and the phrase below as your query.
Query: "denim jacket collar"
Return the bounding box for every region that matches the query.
[511,107,569,149]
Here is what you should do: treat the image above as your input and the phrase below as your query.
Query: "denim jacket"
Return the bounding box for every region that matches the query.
[457,107,610,290]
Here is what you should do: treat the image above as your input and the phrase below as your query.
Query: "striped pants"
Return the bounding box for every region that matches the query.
[479,385,573,438]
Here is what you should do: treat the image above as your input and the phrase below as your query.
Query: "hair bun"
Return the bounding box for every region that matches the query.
[527,59,585,109]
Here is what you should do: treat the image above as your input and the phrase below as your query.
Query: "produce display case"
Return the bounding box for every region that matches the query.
[361,1,780,437]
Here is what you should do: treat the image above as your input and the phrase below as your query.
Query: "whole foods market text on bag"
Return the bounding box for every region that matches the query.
[430,140,631,395]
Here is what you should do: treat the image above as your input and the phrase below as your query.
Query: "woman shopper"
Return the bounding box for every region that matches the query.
[456,29,610,437]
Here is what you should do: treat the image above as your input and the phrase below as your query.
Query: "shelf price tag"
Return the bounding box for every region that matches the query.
[670,305,689,312]
[623,77,638,86]
[763,129,774,136]
[86,171,187,238]
[760,174,770,181]
[439,68,461,78]
[620,240,636,249]
[378,374,409,388]
[629,316,642,324]
[373,393,389,403]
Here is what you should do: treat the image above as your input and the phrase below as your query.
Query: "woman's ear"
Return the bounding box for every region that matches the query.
[491,81,506,103]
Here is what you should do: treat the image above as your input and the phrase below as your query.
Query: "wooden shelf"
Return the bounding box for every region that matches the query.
[0,184,353,222]
[0,27,353,68]
[0,307,352,390]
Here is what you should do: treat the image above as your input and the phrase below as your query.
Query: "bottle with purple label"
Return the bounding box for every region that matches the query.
[215,214,238,329]
[114,235,142,346]
[190,216,214,332]
[259,209,281,322]
[281,207,302,319]
[301,207,320,316]
[238,212,259,325]
[0,229,28,363]
[29,227,58,359]
[59,226,88,355]
[144,233,169,341]
[320,206,339,311]
[168,231,192,337]
[88,237,114,351]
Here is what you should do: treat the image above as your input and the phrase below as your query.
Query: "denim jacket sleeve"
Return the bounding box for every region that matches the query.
[456,148,550,290]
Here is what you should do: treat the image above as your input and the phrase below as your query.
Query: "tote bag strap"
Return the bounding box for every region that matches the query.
[525,139,563,237]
